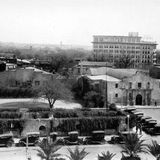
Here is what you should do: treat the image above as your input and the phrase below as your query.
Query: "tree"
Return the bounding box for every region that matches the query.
[120,133,147,160]
[98,151,116,160]
[39,79,73,110]
[83,91,104,108]
[37,139,63,160]
[114,54,134,68]
[147,140,160,160]
[67,146,89,160]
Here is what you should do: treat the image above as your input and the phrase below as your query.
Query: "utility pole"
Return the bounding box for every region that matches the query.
[105,63,108,111]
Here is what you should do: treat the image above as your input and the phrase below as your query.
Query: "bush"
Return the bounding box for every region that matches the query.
[0,119,25,135]
[0,112,22,119]
[53,109,80,118]
[109,103,118,111]
[29,108,125,119]
[83,91,104,108]
[55,116,123,135]
[0,108,18,112]
[28,107,50,112]
[30,111,49,119]
[0,88,36,98]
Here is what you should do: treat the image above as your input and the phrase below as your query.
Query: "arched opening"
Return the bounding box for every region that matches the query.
[39,125,46,131]
[39,125,46,136]
[136,94,142,105]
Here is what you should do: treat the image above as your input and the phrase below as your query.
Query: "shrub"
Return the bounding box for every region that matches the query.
[28,108,125,119]
[98,151,116,160]
[67,146,89,160]
[83,91,104,108]
[0,88,36,98]
[0,112,22,119]
[109,103,118,111]
[55,116,123,135]
[53,109,80,118]
[28,107,50,112]
[0,120,25,135]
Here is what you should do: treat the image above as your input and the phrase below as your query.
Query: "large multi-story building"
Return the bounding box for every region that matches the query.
[92,32,157,68]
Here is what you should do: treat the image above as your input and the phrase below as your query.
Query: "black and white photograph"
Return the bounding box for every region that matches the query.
[0,0,160,159]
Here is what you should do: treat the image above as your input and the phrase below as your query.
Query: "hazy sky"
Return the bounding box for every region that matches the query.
[0,0,160,47]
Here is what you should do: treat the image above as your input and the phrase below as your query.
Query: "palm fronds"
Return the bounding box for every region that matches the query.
[121,133,147,157]
[36,139,62,160]
[67,146,89,160]
[98,151,116,160]
[147,140,160,159]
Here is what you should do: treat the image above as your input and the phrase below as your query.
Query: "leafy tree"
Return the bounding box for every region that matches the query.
[121,133,147,160]
[67,146,89,160]
[98,151,116,160]
[114,54,134,68]
[37,139,62,160]
[39,79,73,109]
[83,91,104,108]
[147,140,160,160]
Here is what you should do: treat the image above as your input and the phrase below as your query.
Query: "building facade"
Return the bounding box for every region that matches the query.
[0,67,54,88]
[93,32,157,68]
[120,71,160,106]
[80,67,160,106]
[73,61,112,75]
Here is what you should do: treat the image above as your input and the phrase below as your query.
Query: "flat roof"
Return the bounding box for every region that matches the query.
[87,75,120,82]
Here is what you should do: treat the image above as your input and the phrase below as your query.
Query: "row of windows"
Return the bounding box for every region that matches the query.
[129,82,150,89]
[143,51,150,54]
[94,37,141,43]
[94,49,141,54]
[94,45,153,50]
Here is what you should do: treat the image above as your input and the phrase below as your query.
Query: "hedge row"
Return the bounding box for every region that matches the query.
[0,108,125,119]
[54,116,123,135]
[0,88,36,98]
[0,120,25,135]
[30,109,124,119]
[0,112,22,119]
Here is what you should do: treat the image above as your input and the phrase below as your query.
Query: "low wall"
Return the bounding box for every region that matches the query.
[22,119,50,136]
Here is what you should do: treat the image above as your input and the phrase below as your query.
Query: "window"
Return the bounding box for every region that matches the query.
[35,81,40,86]
[78,68,80,74]
[15,81,20,86]
[115,93,118,98]
[147,82,150,89]
[115,83,118,88]
[138,82,141,88]
[129,82,132,89]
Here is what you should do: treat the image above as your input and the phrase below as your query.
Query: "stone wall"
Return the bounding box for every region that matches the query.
[21,119,50,136]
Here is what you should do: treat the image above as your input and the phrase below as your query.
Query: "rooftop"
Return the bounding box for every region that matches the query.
[78,61,112,67]
[89,67,138,79]
[86,75,120,82]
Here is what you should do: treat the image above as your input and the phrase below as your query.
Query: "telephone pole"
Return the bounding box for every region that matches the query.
[105,63,108,111]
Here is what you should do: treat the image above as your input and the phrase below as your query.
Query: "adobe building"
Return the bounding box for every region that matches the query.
[0,67,55,88]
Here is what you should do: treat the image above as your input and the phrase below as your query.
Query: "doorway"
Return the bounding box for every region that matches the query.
[136,94,142,105]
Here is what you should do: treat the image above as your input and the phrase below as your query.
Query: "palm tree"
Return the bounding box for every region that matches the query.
[67,146,89,160]
[147,140,160,160]
[120,133,147,160]
[36,139,63,160]
[98,151,116,160]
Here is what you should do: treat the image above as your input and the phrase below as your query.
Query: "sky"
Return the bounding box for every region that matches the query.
[0,0,160,48]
